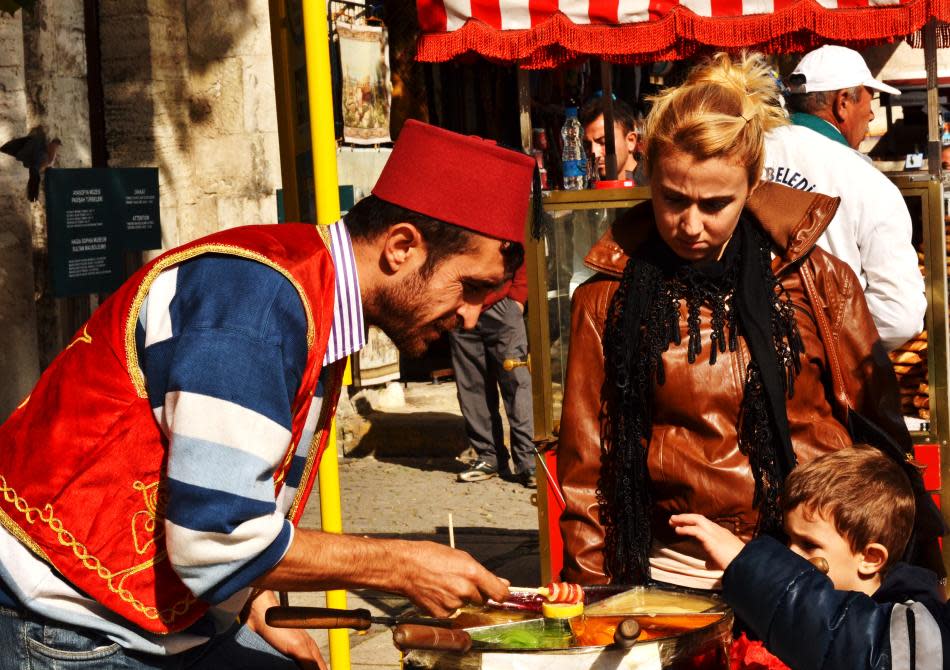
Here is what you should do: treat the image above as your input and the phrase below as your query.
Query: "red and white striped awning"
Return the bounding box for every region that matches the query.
[416,0,950,67]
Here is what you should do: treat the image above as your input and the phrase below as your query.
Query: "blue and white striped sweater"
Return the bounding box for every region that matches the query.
[137,254,308,605]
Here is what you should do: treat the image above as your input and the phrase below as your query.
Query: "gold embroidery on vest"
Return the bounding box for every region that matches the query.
[0,474,195,627]
[285,361,346,520]
[316,223,332,248]
[0,500,49,561]
[131,481,165,555]
[2,232,336,628]
[123,240,325,398]
[15,394,30,410]
[65,325,93,350]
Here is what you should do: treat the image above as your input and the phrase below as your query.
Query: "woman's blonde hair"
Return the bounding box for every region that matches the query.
[642,51,788,186]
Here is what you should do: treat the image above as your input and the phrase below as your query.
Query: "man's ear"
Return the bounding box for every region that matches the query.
[858,542,889,578]
[832,89,851,124]
[625,130,638,154]
[379,222,424,275]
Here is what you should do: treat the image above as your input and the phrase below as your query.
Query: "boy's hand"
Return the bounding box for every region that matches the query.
[669,514,746,570]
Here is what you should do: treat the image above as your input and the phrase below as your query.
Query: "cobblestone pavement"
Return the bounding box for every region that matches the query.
[285,381,543,668]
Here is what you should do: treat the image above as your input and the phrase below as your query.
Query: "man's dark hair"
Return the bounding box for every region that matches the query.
[344,194,524,279]
[579,97,637,133]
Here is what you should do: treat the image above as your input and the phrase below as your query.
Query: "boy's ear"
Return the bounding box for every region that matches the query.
[858,542,889,577]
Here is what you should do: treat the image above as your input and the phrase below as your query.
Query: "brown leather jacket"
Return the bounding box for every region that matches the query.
[558,182,910,584]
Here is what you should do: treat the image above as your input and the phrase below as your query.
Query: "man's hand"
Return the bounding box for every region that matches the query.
[254,531,510,619]
[245,590,327,670]
[669,514,745,570]
[390,540,510,617]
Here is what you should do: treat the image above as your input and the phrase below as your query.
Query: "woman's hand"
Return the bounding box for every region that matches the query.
[669,514,746,570]
[245,590,327,670]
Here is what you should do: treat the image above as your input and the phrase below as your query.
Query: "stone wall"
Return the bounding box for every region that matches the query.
[21,0,95,368]
[0,12,38,420]
[0,0,93,419]
[0,1,283,416]
[99,0,282,253]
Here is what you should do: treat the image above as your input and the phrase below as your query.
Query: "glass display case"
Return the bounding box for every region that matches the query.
[525,188,650,441]
[526,181,950,582]
[888,176,949,446]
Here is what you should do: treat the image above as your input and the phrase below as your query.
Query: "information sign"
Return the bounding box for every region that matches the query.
[46,168,161,296]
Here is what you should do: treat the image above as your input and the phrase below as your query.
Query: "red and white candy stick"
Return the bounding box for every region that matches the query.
[537,581,584,604]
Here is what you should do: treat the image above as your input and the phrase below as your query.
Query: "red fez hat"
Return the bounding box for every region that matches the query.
[372,120,536,244]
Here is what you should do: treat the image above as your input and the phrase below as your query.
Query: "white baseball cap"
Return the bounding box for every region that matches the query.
[789,45,901,96]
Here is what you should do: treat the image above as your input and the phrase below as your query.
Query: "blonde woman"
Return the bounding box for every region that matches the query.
[557,53,937,592]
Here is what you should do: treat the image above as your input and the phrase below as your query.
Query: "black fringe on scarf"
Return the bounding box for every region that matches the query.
[599,216,804,584]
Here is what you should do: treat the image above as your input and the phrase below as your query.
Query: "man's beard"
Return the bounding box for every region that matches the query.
[364,272,459,358]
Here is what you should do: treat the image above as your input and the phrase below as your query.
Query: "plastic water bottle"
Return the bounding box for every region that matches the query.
[560,107,586,190]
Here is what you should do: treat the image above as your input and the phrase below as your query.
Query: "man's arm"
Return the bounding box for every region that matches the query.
[141,257,306,605]
[253,530,509,618]
[145,256,509,618]
[855,176,925,351]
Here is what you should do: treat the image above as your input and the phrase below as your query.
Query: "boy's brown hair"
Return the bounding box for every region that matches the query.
[781,446,915,570]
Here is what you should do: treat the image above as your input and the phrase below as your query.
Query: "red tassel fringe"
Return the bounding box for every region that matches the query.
[415,0,948,68]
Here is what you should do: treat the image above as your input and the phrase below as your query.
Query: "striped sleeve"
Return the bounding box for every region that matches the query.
[138,254,310,603]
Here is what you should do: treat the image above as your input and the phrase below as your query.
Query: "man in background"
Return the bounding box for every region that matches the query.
[580,96,646,185]
[453,262,536,489]
[764,45,925,350]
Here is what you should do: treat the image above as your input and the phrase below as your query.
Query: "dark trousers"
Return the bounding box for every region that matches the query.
[449,298,535,474]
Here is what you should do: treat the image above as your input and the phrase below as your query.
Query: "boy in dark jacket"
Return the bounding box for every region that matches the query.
[671,446,949,670]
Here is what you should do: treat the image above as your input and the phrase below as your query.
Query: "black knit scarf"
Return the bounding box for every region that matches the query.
[599,215,804,584]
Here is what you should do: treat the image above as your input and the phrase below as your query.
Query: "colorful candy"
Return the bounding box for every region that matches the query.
[538,581,584,604]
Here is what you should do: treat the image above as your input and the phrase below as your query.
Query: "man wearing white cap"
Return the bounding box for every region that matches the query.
[784,43,901,150]
[763,45,926,350]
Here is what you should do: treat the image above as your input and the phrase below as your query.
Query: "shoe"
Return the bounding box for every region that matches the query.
[519,470,537,489]
[458,460,499,482]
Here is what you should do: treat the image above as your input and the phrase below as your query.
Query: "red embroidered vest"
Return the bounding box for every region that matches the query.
[0,224,344,633]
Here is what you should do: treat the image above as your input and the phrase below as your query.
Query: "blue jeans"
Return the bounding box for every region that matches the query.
[0,606,299,669]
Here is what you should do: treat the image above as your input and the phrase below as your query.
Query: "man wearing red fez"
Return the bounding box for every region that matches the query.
[0,120,536,669]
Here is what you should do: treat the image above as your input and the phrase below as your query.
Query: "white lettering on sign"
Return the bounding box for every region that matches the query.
[71,235,108,252]
[71,188,104,204]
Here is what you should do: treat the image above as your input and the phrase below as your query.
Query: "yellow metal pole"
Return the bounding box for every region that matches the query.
[303,0,341,227]
[301,2,350,669]
[318,428,349,670]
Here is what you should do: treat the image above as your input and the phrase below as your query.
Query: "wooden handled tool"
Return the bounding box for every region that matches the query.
[392,623,474,653]
[265,606,452,630]
[613,618,642,649]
